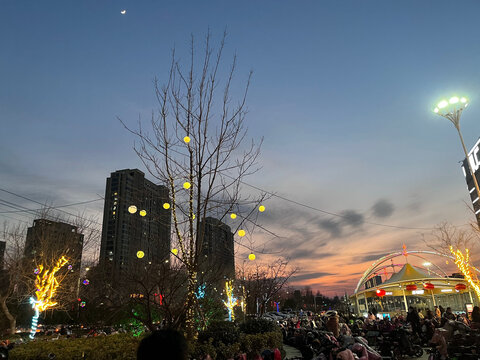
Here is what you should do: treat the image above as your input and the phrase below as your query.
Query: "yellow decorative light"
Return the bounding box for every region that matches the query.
[163,203,170,210]
[184,136,191,143]
[171,248,178,256]
[137,251,145,259]
[238,229,246,237]
[183,182,191,189]
[128,205,137,214]
[33,256,69,312]
[259,205,265,212]
[460,97,468,103]
[139,210,147,217]
[450,246,480,300]
[230,213,237,219]
[248,253,256,261]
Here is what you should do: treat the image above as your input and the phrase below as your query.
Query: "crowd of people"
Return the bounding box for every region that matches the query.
[279,305,480,359]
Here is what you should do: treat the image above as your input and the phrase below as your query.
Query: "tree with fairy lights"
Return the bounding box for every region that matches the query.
[121,32,267,340]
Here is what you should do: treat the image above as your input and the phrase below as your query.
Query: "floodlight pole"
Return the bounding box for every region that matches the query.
[436,100,480,206]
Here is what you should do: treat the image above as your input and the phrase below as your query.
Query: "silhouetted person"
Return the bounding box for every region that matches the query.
[137,329,187,360]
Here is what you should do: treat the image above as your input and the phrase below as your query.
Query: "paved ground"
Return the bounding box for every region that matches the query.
[284,344,302,359]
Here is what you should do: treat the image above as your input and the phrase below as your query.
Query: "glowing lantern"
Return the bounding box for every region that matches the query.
[376,289,386,297]
[128,205,137,214]
[455,283,467,291]
[259,205,265,212]
[171,248,178,256]
[248,253,256,261]
[424,283,435,290]
[406,284,417,291]
[80,301,86,308]
[238,230,246,237]
[137,251,145,259]
[230,213,237,219]
[139,210,147,217]
[163,203,170,209]
[184,136,191,143]
[83,279,90,286]
[68,265,73,270]
[183,182,191,189]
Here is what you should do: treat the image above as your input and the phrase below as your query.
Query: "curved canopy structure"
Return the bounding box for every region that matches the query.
[350,248,479,314]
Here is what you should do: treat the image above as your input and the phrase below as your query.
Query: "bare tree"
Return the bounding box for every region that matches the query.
[238,259,297,315]
[120,32,267,339]
[0,222,27,334]
[424,222,479,256]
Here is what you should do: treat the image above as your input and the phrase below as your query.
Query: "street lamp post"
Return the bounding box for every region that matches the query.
[434,96,480,203]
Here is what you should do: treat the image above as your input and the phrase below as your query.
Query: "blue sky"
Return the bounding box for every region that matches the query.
[2,1,480,295]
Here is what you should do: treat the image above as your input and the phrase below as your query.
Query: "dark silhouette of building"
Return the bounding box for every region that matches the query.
[25,219,84,296]
[461,138,480,225]
[100,169,171,279]
[198,217,235,283]
[0,241,5,269]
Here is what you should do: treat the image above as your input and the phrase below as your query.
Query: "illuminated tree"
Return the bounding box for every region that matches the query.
[121,32,267,339]
[0,208,100,334]
[450,246,480,300]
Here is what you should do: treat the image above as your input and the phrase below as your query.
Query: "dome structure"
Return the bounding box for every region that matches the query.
[349,248,479,316]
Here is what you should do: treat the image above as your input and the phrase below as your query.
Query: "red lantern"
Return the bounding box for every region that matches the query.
[455,283,467,291]
[424,283,434,290]
[406,284,417,291]
[376,289,386,297]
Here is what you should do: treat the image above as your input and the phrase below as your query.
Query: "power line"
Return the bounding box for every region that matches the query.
[0,188,104,227]
[0,198,103,214]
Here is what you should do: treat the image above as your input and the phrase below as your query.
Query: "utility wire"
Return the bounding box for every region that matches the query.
[0,198,103,214]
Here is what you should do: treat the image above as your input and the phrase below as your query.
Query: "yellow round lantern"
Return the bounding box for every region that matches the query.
[137,251,145,259]
[230,213,237,219]
[183,182,191,189]
[139,210,147,217]
[171,248,178,256]
[248,253,256,261]
[259,205,265,212]
[163,203,170,210]
[128,205,137,214]
[238,230,246,237]
[184,136,191,143]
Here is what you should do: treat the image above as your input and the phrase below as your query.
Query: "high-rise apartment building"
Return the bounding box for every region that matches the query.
[461,138,480,225]
[198,217,235,282]
[24,219,84,296]
[100,169,171,278]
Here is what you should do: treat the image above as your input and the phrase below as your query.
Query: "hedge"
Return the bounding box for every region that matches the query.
[8,325,283,360]
[9,334,140,360]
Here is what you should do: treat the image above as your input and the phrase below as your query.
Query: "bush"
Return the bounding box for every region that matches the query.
[239,318,278,334]
[239,331,282,355]
[197,320,240,347]
[9,334,140,360]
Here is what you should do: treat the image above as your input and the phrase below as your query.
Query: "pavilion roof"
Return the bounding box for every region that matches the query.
[381,263,430,285]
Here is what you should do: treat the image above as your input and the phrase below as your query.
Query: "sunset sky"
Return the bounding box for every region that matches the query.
[2,1,480,296]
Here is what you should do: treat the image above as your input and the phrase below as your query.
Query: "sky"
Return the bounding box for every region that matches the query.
[2,0,480,296]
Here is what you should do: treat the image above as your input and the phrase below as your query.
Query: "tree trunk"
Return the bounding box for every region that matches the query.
[0,296,16,335]
[184,271,197,341]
